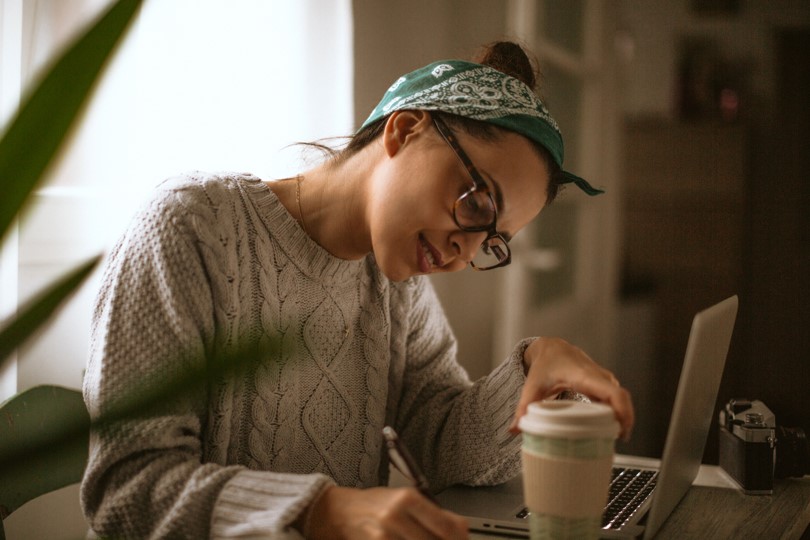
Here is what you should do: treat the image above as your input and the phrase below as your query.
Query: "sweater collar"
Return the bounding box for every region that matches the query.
[237,175,369,285]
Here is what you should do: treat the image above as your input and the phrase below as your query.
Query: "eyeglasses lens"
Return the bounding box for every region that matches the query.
[471,235,509,270]
[454,189,496,230]
[454,190,509,270]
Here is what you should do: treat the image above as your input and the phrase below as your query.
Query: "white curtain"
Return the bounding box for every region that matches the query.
[2,0,353,397]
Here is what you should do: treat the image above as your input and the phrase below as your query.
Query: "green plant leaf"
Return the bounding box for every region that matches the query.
[0,336,279,471]
[0,256,101,364]
[0,0,142,244]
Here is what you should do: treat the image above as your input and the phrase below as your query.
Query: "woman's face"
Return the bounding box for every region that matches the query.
[369,111,549,282]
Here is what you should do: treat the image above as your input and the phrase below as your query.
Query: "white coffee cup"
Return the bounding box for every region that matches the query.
[519,400,619,539]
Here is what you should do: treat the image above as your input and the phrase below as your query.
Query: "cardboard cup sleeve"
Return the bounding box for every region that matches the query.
[521,448,613,518]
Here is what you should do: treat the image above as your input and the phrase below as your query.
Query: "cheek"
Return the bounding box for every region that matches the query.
[374,160,453,232]
[365,184,419,280]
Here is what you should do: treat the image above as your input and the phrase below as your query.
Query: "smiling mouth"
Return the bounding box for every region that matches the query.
[418,234,443,273]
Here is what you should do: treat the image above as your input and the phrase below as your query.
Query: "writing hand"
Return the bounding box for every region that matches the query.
[304,485,468,540]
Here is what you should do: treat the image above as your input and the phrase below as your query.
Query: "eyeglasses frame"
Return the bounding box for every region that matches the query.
[431,116,512,270]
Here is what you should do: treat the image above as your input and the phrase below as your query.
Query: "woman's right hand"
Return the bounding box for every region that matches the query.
[304,485,469,539]
[511,337,635,440]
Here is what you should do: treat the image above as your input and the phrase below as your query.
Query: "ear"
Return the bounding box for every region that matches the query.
[382,110,433,158]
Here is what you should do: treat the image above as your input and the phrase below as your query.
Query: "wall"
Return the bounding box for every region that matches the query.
[616,0,810,461]
[735,27,810,454]
[353,0,507,127]
[618,0,810,121]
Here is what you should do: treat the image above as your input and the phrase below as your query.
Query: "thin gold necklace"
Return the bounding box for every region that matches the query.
[295,174,309,235]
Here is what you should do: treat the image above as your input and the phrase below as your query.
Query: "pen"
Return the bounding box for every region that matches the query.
[382,425,440,505]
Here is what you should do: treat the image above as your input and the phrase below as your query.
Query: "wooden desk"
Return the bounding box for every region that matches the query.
[470,465,810,539]
[654,469,810,539]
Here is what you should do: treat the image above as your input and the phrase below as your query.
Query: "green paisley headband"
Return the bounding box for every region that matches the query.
[361,59,603,196]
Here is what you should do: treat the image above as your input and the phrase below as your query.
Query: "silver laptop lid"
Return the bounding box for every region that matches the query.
[643,295,738,538]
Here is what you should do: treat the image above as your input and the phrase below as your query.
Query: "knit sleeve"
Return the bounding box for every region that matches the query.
[392,276,530,491]
[81,179,333,539]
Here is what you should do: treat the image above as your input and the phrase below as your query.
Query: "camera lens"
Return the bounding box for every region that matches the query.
[774,425,810,479]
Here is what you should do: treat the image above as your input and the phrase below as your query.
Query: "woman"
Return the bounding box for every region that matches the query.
[82,41,633,539]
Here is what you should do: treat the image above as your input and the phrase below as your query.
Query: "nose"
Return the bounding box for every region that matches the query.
[450,230,487,264]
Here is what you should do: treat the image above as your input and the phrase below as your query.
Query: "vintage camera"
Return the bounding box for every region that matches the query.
[718,399,810,495]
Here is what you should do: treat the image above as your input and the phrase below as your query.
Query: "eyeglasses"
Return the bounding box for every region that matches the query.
[432,116,511,270]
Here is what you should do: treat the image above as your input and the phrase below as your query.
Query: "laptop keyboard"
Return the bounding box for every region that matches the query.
[602,467,658,529]
[513,467,659,531]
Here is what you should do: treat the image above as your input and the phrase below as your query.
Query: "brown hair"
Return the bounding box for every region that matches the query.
[339,41,564,204]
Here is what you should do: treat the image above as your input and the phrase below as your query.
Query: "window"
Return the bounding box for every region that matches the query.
[1,0,353,396]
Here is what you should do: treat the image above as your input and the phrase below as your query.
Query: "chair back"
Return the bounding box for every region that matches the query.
[0,385,89,540]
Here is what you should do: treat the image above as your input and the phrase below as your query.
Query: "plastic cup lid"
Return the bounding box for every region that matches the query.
[518,400,620,439]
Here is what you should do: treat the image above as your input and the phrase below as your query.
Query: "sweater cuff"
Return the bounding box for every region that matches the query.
[511,337,536,375]
[211,469,335,538]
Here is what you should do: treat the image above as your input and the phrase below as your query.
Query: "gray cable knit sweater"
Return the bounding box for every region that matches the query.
[81,172,528,539]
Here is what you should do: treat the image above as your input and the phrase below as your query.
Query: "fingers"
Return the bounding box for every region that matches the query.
[511,337,636,441]
[381,488,468,540]
[572,375,635,441]
[403,489,469,540]
[309,485,468,540]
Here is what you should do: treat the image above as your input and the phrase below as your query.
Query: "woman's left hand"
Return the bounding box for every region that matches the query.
[509,337,635,441]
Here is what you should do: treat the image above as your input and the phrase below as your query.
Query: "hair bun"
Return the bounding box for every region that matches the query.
[474,41,538,90]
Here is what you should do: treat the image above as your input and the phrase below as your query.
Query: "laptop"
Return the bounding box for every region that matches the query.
[436,295,739,539]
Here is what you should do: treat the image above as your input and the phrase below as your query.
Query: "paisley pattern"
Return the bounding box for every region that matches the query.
[361,59,607,197]
[379,65,560,132]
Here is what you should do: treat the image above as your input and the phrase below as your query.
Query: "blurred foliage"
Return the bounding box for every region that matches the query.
[0,0,278,480]
[0,0,142,370]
